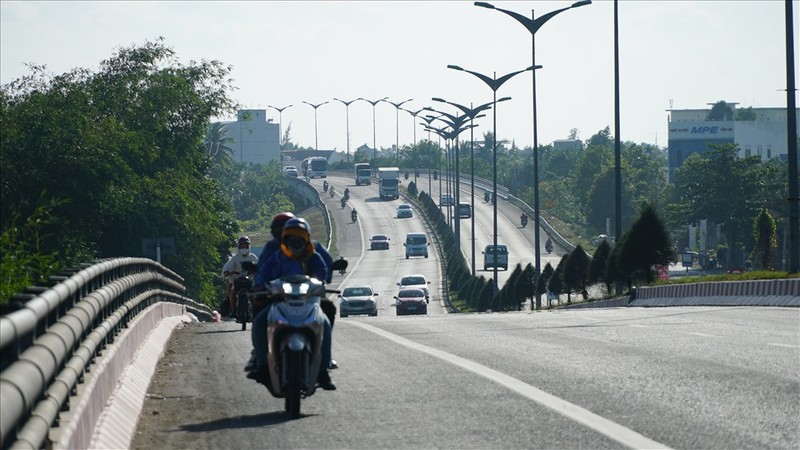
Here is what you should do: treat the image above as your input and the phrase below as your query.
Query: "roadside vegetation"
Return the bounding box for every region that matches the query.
[2,39,794,309]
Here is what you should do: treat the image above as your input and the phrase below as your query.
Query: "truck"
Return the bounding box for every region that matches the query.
[377,167,400,200]
[354,163,372,186]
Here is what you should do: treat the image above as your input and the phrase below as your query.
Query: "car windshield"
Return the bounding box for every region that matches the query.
[408,237,426,245]
[343,287,371,297]
[402,276,425,285]
[398,205,411,210]
[398,289,424,298]
[372,235,387,241]
[487,246,508,255]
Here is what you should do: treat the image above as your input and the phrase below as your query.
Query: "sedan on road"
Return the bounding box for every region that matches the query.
[398,274,431,303]
[394,288,428,316]
[369,234,390,250]
[396,204,413,218]
[339,285,379,317]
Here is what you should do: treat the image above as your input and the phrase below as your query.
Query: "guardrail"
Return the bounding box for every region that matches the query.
[287,176,332,249]
[0,258,210,450]
[456,174,577,254]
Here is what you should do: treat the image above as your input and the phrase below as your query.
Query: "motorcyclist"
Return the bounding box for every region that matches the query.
[329,186,335,197]
[250,213,336,367]
[344,187,350,198]
[351,208,358,222]
[222,236,259,317]
[433,170,438,180]
[323,180,329,192]
[484,191,490,202]
[249,218,336,390]
[341,196,347,208]
[545,238,553,253]
[520,212,528,227]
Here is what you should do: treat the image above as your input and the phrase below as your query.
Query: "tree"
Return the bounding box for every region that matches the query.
[707,101,734,121]
[564,246,591,302]
[1,38,237,304]
[548,256,568,302]
[536,263,554,301]
[205,122,235,166]
[618,205,675,284]
[589,239,613,294]
[672,144,763,268]
[751,209,777,270]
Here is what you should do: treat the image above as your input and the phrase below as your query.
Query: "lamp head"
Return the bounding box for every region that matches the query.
[497,96,512,103]
[432,97,446,103]
[447,65,464,71]
[474,2,495,9]
[572,0,591,7]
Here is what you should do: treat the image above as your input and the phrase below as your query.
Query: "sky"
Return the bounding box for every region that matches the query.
[1,1,797,154]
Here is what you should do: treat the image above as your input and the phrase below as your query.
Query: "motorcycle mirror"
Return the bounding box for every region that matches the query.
[331,258,348,271]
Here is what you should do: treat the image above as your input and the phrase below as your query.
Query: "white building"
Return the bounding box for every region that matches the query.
[667,103,798,182]
[221,109,280,164]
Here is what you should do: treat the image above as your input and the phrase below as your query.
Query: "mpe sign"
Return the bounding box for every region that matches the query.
[669,121,734,140]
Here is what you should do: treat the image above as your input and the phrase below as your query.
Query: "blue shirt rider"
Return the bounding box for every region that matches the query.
[249,217,336,391]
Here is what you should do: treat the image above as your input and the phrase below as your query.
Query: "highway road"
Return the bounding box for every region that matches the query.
[129,172,799,449]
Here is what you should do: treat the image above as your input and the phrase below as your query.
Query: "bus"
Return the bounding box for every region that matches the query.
[301,156,328,178]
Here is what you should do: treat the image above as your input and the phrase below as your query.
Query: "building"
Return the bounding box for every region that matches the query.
[221,109,280,164]
[552,139,583,151]
[667,103,798,182]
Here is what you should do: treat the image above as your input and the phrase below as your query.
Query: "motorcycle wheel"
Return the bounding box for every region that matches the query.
[237,292,250,331]
[285,350,303,418]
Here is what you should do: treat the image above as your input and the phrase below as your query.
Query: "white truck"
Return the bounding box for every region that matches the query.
[377,167,400,200]
[354,163,371,186]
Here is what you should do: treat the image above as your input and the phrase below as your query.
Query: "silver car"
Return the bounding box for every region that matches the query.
[338,285,379,317]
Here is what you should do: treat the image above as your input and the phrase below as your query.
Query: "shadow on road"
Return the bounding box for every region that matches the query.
[178,411,319,431]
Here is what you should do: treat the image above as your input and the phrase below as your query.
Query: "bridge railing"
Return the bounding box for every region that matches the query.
[0,258,210,450]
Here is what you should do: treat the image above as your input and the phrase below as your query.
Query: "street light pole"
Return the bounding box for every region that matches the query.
[432,98,506,276]
[333,98,357,162]
[267,104,293,163]
[358,97,388,160]
[447,64,536,292]
[382,98,413,164]
[402,107,425,187]
[302,100,329,152]
[420,114,442,195]
[475,0,591,308]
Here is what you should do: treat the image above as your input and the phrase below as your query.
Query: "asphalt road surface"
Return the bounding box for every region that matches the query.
[131,172,799,449]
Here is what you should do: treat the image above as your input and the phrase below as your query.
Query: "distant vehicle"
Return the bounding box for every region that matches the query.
[457,202,471,218]
[284,165,299,177]
[369,234,390,250]
[301,156,328,178]
[394,288,428,316]
[354,163,372,186]
[338,285,379,318]
[378,167,400,200]
[404,232,429,259]
[483,244,509,271]
[396,204,413,218]
[397,274,430,303]
[440,193,454,206]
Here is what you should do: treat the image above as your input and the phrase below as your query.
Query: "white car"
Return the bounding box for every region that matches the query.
[440,193,454,206]
[283,165,299,177]
[397,274,431,303]
[396,204,413,218]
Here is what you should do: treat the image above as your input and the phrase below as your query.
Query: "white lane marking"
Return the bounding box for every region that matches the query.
[348,321,671,450]
[767,342,800,349]
[629,324,649,328]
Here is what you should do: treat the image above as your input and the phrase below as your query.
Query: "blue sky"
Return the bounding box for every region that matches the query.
[2,1,797,153]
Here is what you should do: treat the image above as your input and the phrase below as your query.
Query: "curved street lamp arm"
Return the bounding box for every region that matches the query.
[476,1,590,36]
[333,98,357,106]
[267,104,293,113]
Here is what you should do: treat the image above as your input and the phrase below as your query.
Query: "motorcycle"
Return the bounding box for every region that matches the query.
[521,214,528,228]
[329,187,335,198]
[351,209,358,223]
[340,197,347,209]
[404,170,409,180]
[545,239,553,254]
[433,170,438,181]
[343,190,350,202]
[234,261,258,331]
[322,181,329,192]
[484,191,490,203]
[255,258,347,418]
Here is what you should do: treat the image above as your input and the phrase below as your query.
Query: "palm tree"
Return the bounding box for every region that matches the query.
[204,122,235,165]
